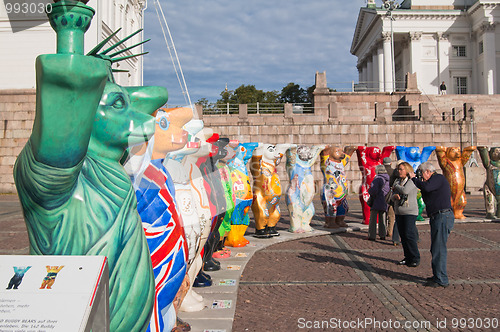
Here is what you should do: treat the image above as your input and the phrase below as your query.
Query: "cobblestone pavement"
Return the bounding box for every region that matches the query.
[1,194,499,332]
[0,194,28,256]
[233,195,500,332]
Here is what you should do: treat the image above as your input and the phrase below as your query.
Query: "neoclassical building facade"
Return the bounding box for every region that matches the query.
[0,0,146,88]
[351,0,500,94]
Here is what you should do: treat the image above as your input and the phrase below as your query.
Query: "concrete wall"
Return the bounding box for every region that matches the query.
[0,89,35,193]
[0,88,496,195]
[199,89,497,195]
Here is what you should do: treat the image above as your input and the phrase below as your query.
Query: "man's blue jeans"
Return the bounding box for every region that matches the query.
[429,209,454,285]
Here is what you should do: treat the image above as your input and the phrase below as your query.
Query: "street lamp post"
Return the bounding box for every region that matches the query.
[383,1,399,92]
[467,107,479,167]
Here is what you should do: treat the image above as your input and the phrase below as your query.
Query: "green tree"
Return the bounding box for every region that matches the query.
[280,82,307,104]
[196,97,211,109]
[216,84,280,105]
[215,83,313,106]
[306,84,315,104]
[262,90,280,104]
[218,88,237,105]
[233,85,265,104]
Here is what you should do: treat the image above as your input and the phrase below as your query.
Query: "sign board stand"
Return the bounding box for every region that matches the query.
[0,255,110,332]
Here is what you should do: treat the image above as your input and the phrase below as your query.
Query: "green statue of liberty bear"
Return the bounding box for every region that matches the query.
[14,1,167,330]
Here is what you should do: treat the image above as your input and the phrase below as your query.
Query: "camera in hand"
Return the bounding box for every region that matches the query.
[416,168,423,180]
[398,194,408,206]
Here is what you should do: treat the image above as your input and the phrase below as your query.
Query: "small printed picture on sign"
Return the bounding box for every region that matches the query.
[39,265,64,290]
[218,279,236,286]
[5,266,32,290]
[211,300,232,309]
[235,253,248,258]
[226,265,241,270]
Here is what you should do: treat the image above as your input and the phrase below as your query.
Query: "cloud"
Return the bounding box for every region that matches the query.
[144,0,364,106]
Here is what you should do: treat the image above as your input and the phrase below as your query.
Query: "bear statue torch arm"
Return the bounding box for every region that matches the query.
[13,5,167,329]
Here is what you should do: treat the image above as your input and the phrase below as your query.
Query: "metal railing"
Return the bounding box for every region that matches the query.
[202,103,315,115]
[248,102,285,114]
[199,103,238,115]
[289,103,315,114]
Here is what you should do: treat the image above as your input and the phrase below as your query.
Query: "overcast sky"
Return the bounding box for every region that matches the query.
[143,0,366,106]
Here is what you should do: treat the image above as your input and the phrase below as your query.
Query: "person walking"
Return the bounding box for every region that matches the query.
[366,165,390,241]
[391,162,420,267]
[410,161,454,287]
[383,157,401,245]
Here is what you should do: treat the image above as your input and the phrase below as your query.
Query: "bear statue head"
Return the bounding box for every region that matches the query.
[329,146,345,162]
[297,145,313,162]
[445,147,461,160]
[489,147,500,161]
[367,147,382,161]
[89,82,168,161]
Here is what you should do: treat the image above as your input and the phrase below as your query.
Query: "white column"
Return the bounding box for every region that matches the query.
[383,32,392,92]
[410,32,422,76]
[370,46,379,91]
[401,40,409,81]
[377,45,384,92]
[359,63,364,85]
[482,23,497,94]
[358,62,365,86]
[437,32,450,94]
[361,61,368,86]
[108,0,114,29]
[470,33,477,94]
[366,55,373,91]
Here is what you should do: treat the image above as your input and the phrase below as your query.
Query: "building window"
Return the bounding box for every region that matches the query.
[454,77,467,94]
[479,41,484,54]
[452,45,466,57]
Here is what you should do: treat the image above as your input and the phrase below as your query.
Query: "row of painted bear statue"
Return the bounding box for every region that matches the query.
[122,106,500,331]
[13,4,499,329]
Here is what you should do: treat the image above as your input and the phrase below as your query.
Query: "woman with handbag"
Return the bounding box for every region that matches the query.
[391,162,420,267]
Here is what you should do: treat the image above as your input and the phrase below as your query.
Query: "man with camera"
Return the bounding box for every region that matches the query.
[410,162,454,288]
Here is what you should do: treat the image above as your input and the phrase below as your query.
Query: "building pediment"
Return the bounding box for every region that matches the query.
[351,8,380,55]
